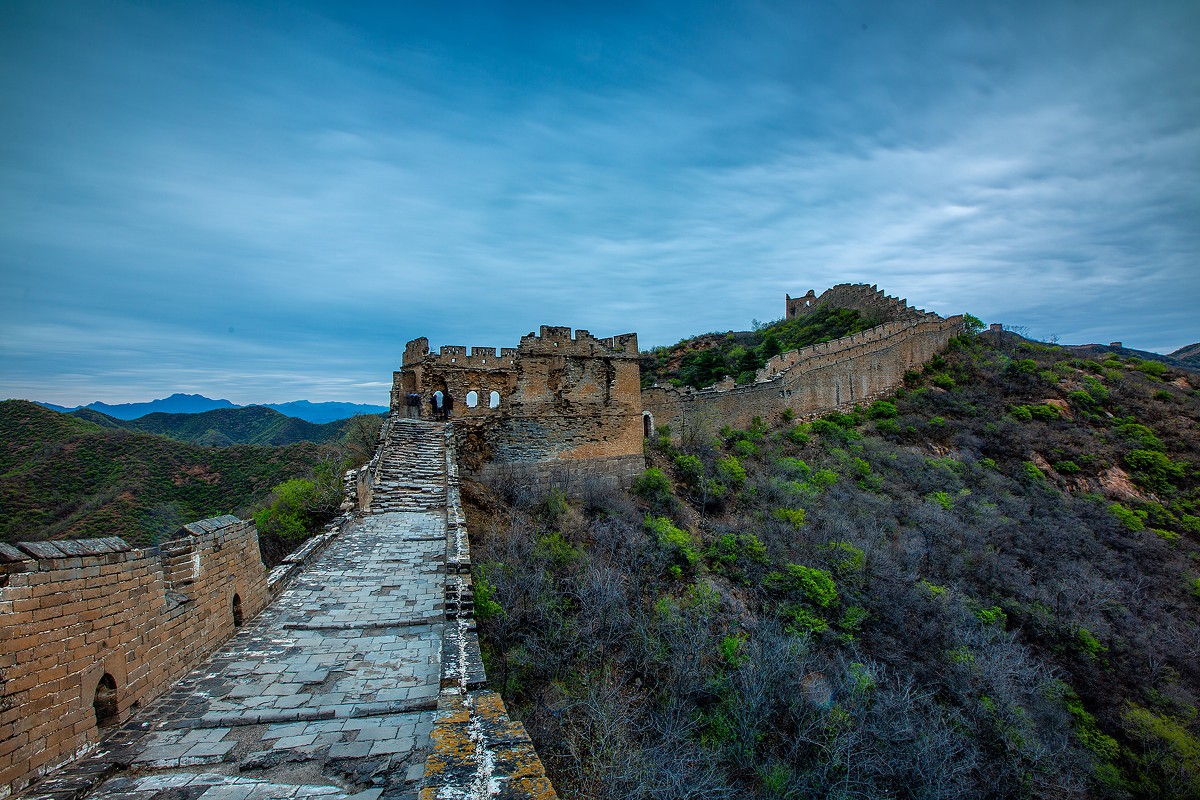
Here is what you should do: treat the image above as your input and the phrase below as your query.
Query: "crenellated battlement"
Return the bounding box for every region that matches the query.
[787,283,932,323]
[645,286,964,431]
[0,518,273,798]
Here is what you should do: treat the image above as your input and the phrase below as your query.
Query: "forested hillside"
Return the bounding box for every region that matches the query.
[467,330,1200,799]
[0,401,347,547]
[72,405,369,447]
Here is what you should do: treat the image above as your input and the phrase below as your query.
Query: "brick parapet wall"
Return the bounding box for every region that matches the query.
[786,283,931,322]
[0,518,270,799]
[644,314,965,431]
[420,428,557,799]
[475,454,645,498]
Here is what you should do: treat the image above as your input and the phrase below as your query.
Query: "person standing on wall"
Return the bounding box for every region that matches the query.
[443,393,454,420]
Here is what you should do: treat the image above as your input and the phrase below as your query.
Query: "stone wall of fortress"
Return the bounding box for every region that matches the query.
[643,312,965,432]
[0,518,271,798]
[393,326,646,494]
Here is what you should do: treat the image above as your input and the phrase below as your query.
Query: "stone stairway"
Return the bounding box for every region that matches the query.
[369,419,447,514]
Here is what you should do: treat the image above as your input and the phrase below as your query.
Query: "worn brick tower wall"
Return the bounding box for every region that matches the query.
[393,326,645,494]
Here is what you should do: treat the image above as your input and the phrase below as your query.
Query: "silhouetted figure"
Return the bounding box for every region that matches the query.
[443,393,454,420]
[431,392,443,420]
[405,392,420,419]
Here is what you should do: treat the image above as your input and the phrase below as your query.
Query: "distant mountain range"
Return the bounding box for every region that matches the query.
[1058,341,1200,373]
[33,393,387,423]
[68,405,362,447]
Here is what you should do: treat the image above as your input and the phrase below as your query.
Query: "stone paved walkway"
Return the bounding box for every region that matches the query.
[28,424,452,800]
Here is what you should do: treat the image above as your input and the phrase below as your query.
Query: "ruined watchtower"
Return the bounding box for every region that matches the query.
[392,326,645,493]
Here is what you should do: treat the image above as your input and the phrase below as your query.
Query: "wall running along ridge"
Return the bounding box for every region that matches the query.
[394,326,645,494]
[644,284,965,432]
[420,426,557,798]
[0,519,270,799]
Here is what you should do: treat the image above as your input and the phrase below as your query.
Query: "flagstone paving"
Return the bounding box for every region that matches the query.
[25,422,451,800]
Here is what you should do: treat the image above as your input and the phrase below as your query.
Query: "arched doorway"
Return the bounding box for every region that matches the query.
[642,412,653,437]
[232,593,244,627]
[93,673,118,728]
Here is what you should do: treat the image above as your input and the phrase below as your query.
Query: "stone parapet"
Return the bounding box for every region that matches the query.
[644,311,965,432]
[420,428,558,799]
[0,519,270,799]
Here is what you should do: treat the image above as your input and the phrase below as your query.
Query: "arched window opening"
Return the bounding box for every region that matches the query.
[466,391,479,408]
[642,413,653,438]
[232,593,244,627]
[93,673,118,728]
[489,391,500,409]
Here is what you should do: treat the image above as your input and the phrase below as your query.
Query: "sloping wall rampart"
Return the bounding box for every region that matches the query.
[0,518,270,798]
[786,283,930,322]
[644,313,964,431]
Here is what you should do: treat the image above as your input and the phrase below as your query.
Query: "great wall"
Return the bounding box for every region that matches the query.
[2,284,964,799]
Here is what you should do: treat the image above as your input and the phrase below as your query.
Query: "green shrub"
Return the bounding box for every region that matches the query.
[975,606,1007,627]
[821,541,864,574]
[1010,405,1033,422]
[645,515,697,568]
[1023,461,1046,482]
[767,563,838,607]
[918,579,948,598]
[867,400,898,419]
[1122,703,1200,797]
[1181,514,1200,533]
[1010,358,1039,374]
[1068,390,1096,411]
[1029,404,1063,421]
[931,373,956,390]
[775,507,807,529]
[706,532,769,575]
[1134,359,1167,379]
[473,564,505,620]
[253,477,336,541]
[719,634,747,667]
[673,454,704,485]
[1118,423,1164,451]
[1125,449,1186,494]
[776,457,811,479]
[930,490,954,511]
[1053,460,1080,474]
[809,468,838,489]
[1109,502,1147,532]
[1062,687,1120,762]
[785,423,811,446]
[779,604,828,636]
[1083,375,1110,403]
[533,531,583,568]
[633,467,672,502]
[732,439,759,459]
[717,456,746,488]
[1076,627,1106,659]
[812,418,861,442]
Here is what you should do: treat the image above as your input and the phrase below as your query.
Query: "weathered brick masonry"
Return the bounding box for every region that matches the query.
[643,284,965,432]
[0,518,269,798]
[394,326,645,494]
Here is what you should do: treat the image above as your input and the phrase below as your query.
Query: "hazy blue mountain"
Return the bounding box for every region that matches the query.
[261,400,388,423]
[30,394,388,423]
[84,393,238,419]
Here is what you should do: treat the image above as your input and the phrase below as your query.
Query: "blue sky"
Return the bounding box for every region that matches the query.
[2,1,1197,406]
